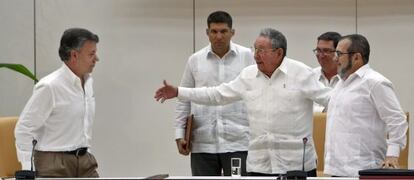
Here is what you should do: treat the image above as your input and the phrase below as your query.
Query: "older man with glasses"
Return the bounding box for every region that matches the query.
[155,28,331,177]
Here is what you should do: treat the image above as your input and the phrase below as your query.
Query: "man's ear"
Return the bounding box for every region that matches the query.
[70,49,78,60]
[231,29,235,36]
[275,48,283,57]
[206,28,209,36]
[353,52,361,62]
[70,49,78,58]
[66,50,78,64]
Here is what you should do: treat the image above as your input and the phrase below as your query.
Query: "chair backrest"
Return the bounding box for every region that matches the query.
[313,112,410,176]
[0,116,21,178]
[399,112,410,168]
[313,112,327,176]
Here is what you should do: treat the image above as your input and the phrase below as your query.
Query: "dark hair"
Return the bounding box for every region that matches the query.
[207,11,232,28]
[58,28,99,61]
[341,34,370,64]
[318,31,342,48]
[259,28,287,58]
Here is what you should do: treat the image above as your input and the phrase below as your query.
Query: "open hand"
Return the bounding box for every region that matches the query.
[154,80,178,103]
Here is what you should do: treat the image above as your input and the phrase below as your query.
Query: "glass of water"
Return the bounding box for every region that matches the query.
[231,158,241,177]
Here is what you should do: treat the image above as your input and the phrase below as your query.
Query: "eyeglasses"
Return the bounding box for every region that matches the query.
[313,48,336,55]
[335,51,355,57]
[251,47,277,55]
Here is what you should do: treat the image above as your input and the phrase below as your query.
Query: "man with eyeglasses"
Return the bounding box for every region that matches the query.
[312,32,341,112]
[174,11,254,176]
[324,34,408,177]
[155,28,331,177]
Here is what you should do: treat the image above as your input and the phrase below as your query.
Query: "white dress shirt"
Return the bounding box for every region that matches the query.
[176,42,255,153]
[177,57,331,174]
[312,67,340,112]
[15,64,95,170]
[324,64,408,177]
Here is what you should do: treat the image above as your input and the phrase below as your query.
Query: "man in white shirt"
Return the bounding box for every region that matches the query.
[312,32,341,112]
[324,34,408,177]
[15,28,100,177]
[175,11,254,176]
[155,28,331,177]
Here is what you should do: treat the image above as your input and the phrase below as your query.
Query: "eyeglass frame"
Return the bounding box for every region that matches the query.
[251,47,278,55]
[335,50,356,57]
[312,48,336,55]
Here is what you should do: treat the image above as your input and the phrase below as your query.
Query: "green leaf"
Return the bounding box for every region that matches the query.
[0,63,38,83]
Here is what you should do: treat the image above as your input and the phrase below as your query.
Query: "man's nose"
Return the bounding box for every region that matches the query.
[254,52,261,60]
[333,56,339,63]
[216,32,224,39]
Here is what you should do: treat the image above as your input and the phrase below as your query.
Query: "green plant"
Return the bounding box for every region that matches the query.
[0,63,38,83]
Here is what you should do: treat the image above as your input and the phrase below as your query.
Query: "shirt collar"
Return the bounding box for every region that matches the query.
[255,57,289,78]
[318,67,340,82]
[354,64,370,78]
[207,41,237,59]
[61,63,91,85]
[343,64,370,83]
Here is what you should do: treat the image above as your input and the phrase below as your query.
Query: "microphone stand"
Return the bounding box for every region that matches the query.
[15,139,37,180]
[302,137,307,172]
[285,137,308,180]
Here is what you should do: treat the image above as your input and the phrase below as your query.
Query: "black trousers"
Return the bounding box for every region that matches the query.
[248,168,317,177]
[191,151,248,176]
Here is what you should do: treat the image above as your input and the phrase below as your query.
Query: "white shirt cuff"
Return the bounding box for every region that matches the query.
[386,144,400,157]
[177,87,189,100]
[21,161,32,170]
[175,129,185,140]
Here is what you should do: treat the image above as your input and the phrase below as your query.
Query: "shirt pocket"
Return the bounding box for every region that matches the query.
[191,114,216,144]
[244,89,263,102]
[243,89,264,115]
[275,139,304,170]
[276,88,303,113]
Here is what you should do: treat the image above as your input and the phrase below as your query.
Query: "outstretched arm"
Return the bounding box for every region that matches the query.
[154,80,178,103]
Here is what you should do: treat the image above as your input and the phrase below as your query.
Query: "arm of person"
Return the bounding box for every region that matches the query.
[175,60,194,156]
[303,70,332,107]
[14,83,54,170]
[177,75,244,105]
[155,75,245,105]
[371,81,408,168]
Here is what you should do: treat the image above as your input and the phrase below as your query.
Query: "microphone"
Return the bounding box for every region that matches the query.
[31,139,37,171]
[302,137,307,171]
[15,139,37,180]
[285,137,308,180]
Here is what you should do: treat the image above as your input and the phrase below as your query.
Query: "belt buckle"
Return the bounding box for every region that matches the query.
[75,148,85,156]
[75,149,81,156]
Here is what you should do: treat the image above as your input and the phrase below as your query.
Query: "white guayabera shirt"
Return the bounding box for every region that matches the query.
[175,42,255,153]
[325,64,408,177]
[178,57,331,174]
